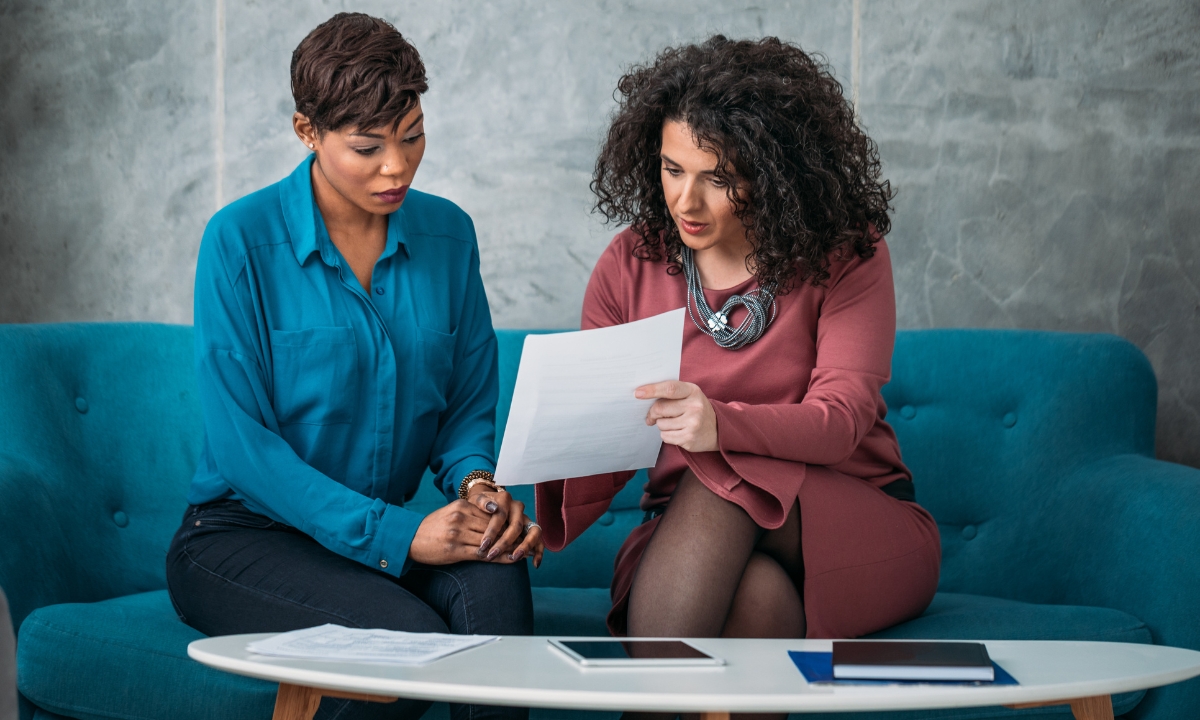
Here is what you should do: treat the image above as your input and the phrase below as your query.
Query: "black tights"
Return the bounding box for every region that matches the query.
[623,471,805,720]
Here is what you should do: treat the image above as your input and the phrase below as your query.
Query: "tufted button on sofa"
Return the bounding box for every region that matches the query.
[4,323,1200,720]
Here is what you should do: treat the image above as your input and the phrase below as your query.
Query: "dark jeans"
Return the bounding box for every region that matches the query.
[166,500,533,720]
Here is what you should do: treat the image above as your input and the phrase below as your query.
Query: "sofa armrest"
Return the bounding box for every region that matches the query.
[0,454,74,630]
[1024,454,1200,720]
[1027,455,1200,645]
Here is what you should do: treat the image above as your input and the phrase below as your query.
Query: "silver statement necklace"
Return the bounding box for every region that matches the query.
[681,244,777,350]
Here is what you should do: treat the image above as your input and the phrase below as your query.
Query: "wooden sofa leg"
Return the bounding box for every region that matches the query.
[272,683,398,720]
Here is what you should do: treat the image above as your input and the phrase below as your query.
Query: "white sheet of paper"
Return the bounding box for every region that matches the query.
[494,308,685,486]
[246,624,497,665]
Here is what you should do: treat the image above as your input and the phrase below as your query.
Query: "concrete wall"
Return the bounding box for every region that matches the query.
[1,1,1196,466]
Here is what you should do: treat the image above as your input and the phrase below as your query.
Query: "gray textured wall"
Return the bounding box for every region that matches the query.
[1,1,1196,466]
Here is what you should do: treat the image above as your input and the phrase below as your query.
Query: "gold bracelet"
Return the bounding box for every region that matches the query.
[458,470,503,500]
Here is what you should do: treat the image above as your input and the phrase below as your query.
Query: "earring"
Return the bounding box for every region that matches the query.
[308,142,314,148]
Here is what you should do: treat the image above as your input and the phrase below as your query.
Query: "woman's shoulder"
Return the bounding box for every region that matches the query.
[199,183,290,268]
[583,228,673,328]
[209,183,285,233]
[821,232,893,289]
[593,227,660,279]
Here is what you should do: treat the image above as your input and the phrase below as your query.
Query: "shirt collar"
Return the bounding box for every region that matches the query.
[280,155,409,267]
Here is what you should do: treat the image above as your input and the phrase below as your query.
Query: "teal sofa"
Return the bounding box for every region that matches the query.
[3,323,1199,720]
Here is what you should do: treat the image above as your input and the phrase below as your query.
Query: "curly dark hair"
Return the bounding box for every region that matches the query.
[592,35,894,291]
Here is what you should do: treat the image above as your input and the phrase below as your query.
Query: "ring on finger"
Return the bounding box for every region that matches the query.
[524,521,541,533]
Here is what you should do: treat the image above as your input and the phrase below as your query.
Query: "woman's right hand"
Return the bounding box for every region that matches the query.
[409,499,510,565]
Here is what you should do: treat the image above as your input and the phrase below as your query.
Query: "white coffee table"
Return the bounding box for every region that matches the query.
[189,635,1200,720]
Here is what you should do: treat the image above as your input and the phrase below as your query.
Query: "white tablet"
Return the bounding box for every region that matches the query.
[549,639,725,667]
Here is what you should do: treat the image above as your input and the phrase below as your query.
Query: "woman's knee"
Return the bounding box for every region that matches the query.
[721,552,805,639]
[407,560,534,635]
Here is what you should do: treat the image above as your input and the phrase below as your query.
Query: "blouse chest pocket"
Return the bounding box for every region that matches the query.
[412,326,457,418]
[269,326,359,426]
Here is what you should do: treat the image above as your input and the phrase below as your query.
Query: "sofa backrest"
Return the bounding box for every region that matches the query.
[0,324,200,628]
[882,329,1156,599]
[0,324,1159,626]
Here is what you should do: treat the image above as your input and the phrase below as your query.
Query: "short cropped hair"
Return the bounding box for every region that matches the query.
[291,12,428,134]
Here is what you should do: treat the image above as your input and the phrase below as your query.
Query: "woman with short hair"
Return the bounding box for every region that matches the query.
[537,36,941,719]
[167,13,539,720]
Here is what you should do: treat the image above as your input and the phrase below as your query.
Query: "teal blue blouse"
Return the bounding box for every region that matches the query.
[188,156,498,577]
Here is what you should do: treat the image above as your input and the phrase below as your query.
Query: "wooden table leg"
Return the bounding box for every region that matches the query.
[1005,694,1113,720]
[1068,695,1115,720]
[271,683,398,720]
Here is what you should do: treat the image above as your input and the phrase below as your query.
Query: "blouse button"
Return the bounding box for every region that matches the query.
[75,397,89,414]
[375,286,385,296]
[379,559,389,569]
[899,405,916,420]
[1002,412,1018,428]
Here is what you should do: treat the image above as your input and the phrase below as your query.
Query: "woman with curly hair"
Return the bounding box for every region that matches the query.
[536,35,941,686]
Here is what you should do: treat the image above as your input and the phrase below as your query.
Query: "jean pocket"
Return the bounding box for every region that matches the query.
[270,326,359,425]
[413,326,457,418]
[191,502,278,530]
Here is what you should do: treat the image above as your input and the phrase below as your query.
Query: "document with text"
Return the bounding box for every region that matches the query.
[246,624,498,665]
[494,308,685,486]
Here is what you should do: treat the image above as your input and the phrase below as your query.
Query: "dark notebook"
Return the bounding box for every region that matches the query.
[832,641,995,682]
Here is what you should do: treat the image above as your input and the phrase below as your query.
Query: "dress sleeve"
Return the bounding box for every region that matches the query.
[427,235,500,503]
[709,242,897,466]
[193,222,422,577]
[535,238,636,551]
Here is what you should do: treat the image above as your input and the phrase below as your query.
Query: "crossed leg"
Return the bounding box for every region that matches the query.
[623,470,804,720]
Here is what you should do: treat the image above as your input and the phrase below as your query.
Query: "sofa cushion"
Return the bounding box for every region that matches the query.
[18,592,274,720]
[531,587,612,636]
[870,591,1152,643]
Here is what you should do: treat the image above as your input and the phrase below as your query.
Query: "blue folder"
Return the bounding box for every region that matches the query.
[789,651,1019,686]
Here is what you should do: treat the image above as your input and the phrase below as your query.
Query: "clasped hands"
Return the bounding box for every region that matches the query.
[409,381,711,568]
[410,485,544,568]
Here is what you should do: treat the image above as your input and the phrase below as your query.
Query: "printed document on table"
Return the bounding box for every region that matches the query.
[246,624,497,665]
[494,308,685,486]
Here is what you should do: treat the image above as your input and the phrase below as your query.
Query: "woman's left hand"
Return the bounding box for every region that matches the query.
[637,380,718,453]
[467,486,544,568]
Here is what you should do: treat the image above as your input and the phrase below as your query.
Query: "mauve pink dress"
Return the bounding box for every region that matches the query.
[535,229,941,638]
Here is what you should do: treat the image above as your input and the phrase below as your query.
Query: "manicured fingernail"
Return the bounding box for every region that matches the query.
[485,502,498,513]
[479,538,492,553]
[486,548,499,560]
[510,550,525,562]
[635,390,645,398]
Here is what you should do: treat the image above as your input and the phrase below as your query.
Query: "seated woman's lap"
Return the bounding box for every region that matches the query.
[625,467,940,641]
[165,501,533,720]
[626,470,805,639]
